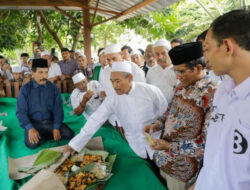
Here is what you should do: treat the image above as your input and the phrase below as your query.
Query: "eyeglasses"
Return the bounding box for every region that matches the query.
[174,70,185,76]
[174,69,192,76]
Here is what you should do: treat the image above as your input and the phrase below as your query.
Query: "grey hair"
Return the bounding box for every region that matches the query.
[121,72,132,78]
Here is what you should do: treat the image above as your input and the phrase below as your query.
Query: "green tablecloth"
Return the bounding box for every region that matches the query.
[0,94,166,190]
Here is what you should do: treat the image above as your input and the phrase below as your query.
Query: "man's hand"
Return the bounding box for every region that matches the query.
[63,145,76,155]
[144,123,160,134]
[83,90,94,102]
[53,129,61,141]
[28,128,41,144]
[151,139,170,150]
[100,91,106,100]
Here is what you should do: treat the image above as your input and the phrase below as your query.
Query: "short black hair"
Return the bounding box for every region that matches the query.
[171,38,185,44]
[196,30,208,42]
[138,48,145,56]
[121,45,132,53]
[98,48,104,56]
[21,53,29,57]
[61,47,69,52]
[185,57,206,71]
[211,9,250,50]
[69,50,74,53]
[0,55,4,59]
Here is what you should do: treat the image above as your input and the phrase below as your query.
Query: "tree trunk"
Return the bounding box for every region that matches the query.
[37,10,63,49]
[35,13,42,44]
[72,26,82,51]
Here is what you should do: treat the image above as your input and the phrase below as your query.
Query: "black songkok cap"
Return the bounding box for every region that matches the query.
[32,59,48,69]
[169,42,203,65]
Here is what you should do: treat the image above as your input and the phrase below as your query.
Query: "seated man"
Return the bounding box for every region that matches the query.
[75,54,92,80]
[41,50,62,83]
[144,42,216,190]
[20,53,31,73]
[11,67,23,82]
[22,71,32,85]
[58,48,79,79]
[71,72,102,119]
[0,76,5,97]
[16,59,74,149]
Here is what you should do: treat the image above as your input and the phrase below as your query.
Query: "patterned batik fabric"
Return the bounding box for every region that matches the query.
[154,76,217,184]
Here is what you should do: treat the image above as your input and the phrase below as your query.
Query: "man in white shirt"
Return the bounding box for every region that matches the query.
[121,45,132,61]
[98,49,108,82]
[41,51,62,82]
[193,9,250,190]
[99,44,146,99]
[197,30,228,85]
[20,53,30,73]
[146,39,177,104]
[71,72,102,119]
[131,49,144,68]
[64,61,167,159]
[99,44,146,127]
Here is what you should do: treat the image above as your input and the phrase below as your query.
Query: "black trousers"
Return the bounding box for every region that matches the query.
[24,120,74,149]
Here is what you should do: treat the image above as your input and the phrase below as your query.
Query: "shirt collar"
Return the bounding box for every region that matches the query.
[232,77,250,99]
[32,79,47,88]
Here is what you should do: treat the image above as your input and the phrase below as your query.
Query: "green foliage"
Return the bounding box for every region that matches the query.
[120,0,247,42]
[0,11,30,51]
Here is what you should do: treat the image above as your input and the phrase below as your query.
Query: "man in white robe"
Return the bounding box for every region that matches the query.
[99,44,146,126]
[146,39,178,104]
[64,61,167,159]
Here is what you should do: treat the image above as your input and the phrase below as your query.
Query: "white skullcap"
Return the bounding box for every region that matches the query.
[75,49,81,54]
[24,71,31,76]
[12,66,22,73]
[130,49,142,56]
[78,53,86,58]
[72,72,86,84]
[110,61,132,74]
[41,50,50,57]
[154,39,171,51]
[105,44,121,55]
[99,49,105,56]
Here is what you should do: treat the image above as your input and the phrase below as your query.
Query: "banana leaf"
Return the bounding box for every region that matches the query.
[78,148,109,161]
[18,149,62,174]
[33,149,62,166]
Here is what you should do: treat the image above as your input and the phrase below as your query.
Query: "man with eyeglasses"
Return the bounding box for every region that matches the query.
[144,42,217,190]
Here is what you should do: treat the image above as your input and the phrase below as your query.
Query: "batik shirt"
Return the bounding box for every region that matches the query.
[154,76,216,184]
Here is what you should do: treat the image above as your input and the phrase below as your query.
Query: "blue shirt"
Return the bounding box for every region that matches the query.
[16,79,63,130]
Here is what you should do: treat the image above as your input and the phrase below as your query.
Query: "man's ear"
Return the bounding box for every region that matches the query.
[196,64,203,73]
[128,74,133,82]
[223,38,235,56]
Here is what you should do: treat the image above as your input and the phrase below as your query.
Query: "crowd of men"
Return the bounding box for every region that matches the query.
[1,9,250,190]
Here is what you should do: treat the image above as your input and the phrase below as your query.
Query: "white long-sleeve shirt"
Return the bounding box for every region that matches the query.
[69,82,167,159]
[195,77,250,190]
[146,64,177,104]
